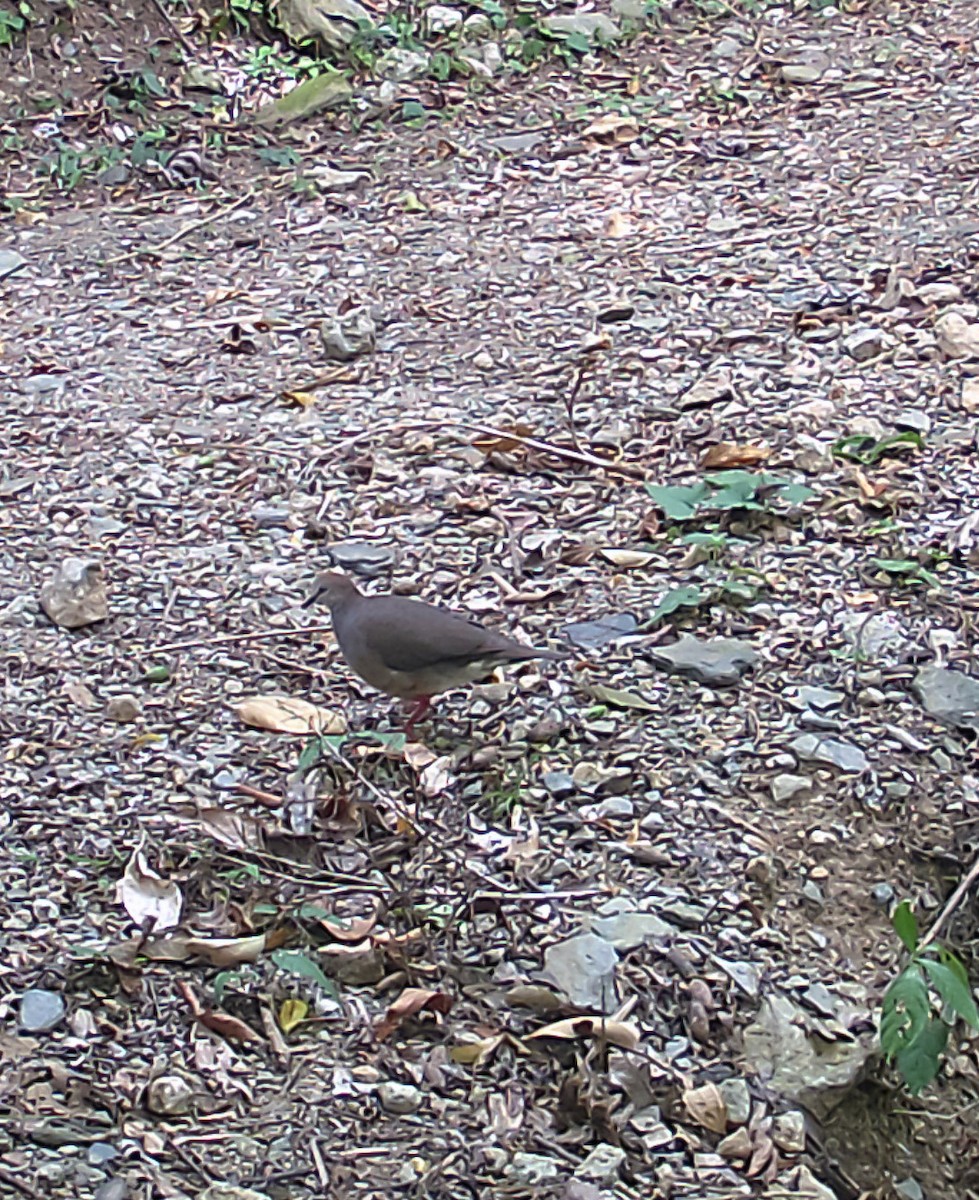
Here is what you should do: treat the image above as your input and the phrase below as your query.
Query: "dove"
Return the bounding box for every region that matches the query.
[304,572,562,734]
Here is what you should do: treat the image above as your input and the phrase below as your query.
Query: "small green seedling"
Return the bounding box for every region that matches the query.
[880,900,979,1094]
[646,471,814,522]
[871,558,941,590]
[833,430,923,466]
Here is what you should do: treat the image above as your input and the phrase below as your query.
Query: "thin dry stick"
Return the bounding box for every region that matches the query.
[153,624,334,654]
[919,850,979,950]
[441,419,646,479]
[149,0,195,52]
[104,192,255,265]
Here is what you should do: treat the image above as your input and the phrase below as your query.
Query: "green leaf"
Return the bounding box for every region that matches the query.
[564,31,592,52]
[213,969,240,1005]
[880,967,929,1056]
[645,482,709,520]
[270,949,338,997]
[777,482,816,505]
[298,903,331,921]
[297,736,323,774]
[892,900,918,953]
[873,558,918,576]
[895,1015,947,1095]
[647,585,702,625]
[401,99,426,120]
[921,959,979,1028]
[142,665,170,683]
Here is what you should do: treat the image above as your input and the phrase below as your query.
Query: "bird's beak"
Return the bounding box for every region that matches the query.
[302,585,322,609]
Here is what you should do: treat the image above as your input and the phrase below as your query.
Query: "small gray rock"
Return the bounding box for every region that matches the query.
[0,248,28,278]
[543,932,618,1012]
[106,694,141,723]
[871,882,895,907]
[590,909,674,951]
[19,988,66,1032]
[563,612,638,649]
[87,1143,119,1166]
[328,541,395,573]
[543,12,621,41]
[507,1153,561,1186]
[647,634,758,686]
[718,1077,752,1126]
[377,1081,422,1114]
[772,1109,806,1153]
[912,665,979,733]
[771,773,811,802]
[790,733,868,773]
[843,327,886,361]
[94,1180,130,1200]
[425,4,463,32]
[377,46,431,81]
[319,307,376,361]
[574,1143,626,1184]
[542,770,575,797]
[40,558,109,628]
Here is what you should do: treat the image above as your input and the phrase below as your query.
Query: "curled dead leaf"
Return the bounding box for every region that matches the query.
[117,847,182,931]
[234,695,346,736]
[281,390,317,409]
[682,1081,728,1134]
[700,442,772,469]
[197,806,267,851]
[582,112,640,144]
[526,1016,641,1051]
[599,548,656,570]
[374,986,453,1041]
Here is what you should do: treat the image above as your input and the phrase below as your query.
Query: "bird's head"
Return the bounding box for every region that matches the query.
[303,571,360,611]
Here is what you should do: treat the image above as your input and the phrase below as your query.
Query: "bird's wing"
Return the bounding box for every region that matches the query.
[358,596,536,674]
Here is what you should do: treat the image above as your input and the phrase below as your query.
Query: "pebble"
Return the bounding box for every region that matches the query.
[377,1082,422,1114]
[19,988,66,1032]
[106,694,142,723]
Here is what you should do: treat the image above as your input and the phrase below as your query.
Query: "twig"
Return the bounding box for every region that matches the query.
[919,849,979,950]
[150,0,195,53]
[103,192,255,265]
[443,419,646,479]
[0,1166,43,1199]
[152,624,334,654]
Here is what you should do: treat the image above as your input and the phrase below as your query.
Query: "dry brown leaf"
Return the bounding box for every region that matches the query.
[197,806,267,851]
[196,1008,265,1044]
[374,986,453,1040]
[682,1081,728,1134]
[604,211,632,238]
[320,912,379,943]
[184,934,269,967]
[234,695,346,735]
[582,112,639,144]
[526,1017,641,1050]
[117,847,183,931]
[281,390,318,409]
[599,548,655,569]
[700,441,772,469]
[204,286,245,306]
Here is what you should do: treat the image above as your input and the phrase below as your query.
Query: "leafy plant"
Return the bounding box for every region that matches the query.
[880,901,979,1094]
[0,1,31,48]
[832,430,923,466]
[646,471,814,522]
[871,557,941,590]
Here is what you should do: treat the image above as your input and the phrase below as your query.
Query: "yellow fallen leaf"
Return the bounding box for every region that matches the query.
[278,998,309,1034]
[682,1082,728,1134]
[600,548,655,569]
[282,390,318,409]
[526,1017,641,1051]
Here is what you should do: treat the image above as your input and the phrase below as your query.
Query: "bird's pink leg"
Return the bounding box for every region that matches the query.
[403,695,433,738]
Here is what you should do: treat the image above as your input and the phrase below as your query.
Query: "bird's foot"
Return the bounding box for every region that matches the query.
[403,695,433,739]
